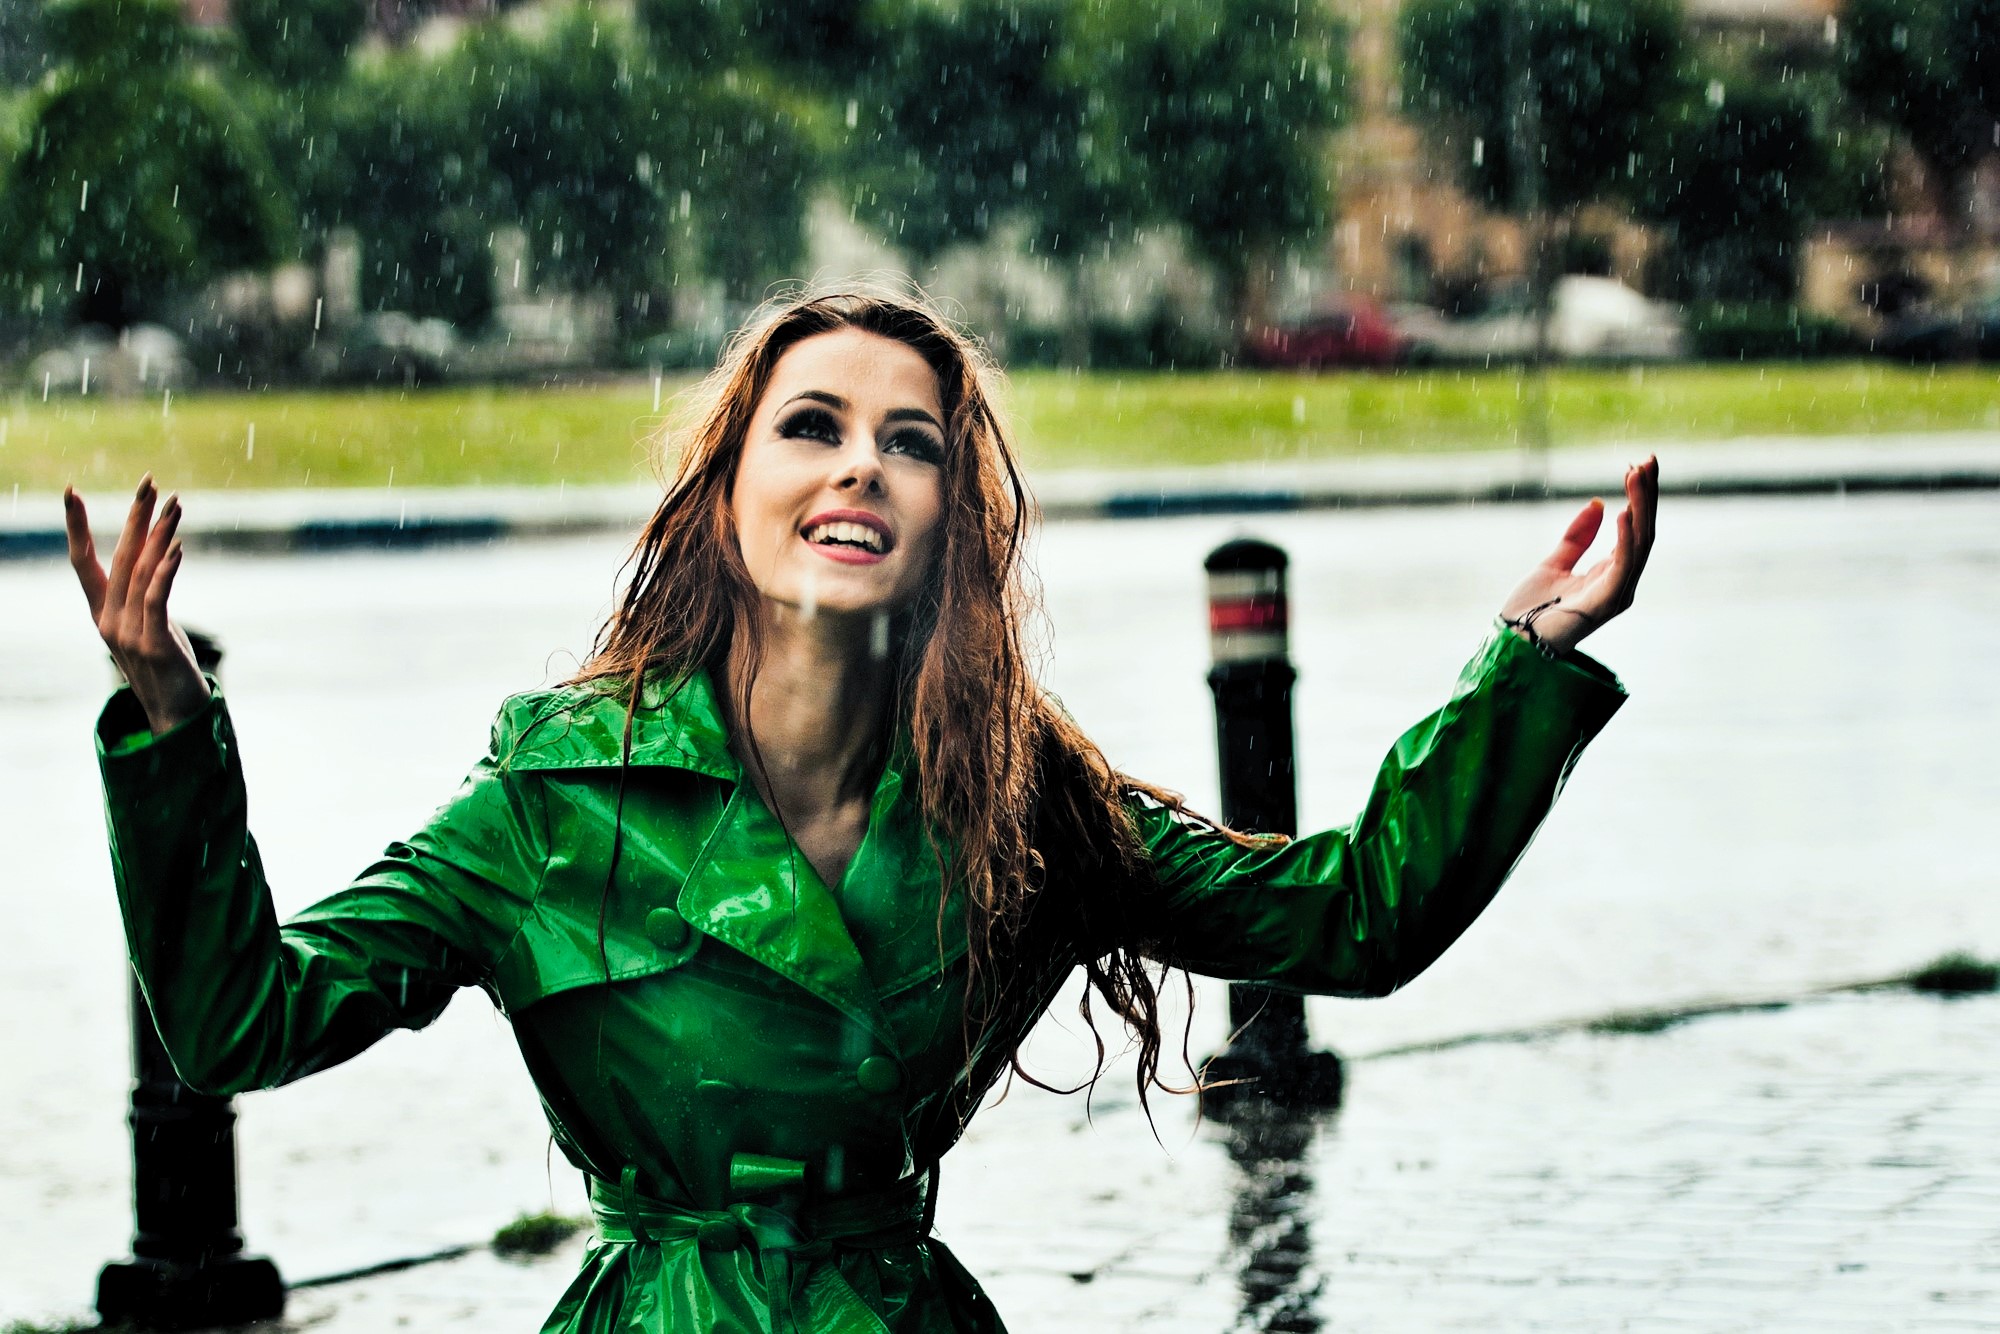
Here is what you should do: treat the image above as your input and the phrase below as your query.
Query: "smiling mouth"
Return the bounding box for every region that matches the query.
[802,520,890,554]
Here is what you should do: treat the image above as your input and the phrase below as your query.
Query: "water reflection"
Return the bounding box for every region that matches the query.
[1219,1098,1327,1334]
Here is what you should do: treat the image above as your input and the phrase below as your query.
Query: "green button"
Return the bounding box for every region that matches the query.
[644,907,691,951]
[855,1055,902,1095]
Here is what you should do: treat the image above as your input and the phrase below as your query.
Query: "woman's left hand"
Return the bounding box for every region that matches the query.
[1499,455,1658,655]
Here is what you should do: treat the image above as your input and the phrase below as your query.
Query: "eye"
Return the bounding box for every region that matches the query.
[778,407,841,443]
[885,429,943,464]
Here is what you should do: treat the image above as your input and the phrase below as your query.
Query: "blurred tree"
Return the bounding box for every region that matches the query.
[731,0,880,81]
[1403,0,1687,217]
[233,0,366,88]
[1840,0,2000,234]
[636,0,822,311]
[1082,0,1347,330]
[459,8,668,329]
[855,0,1115,262]
[0,0,288,329]
[1403,0,1686,371]
[1644,80,1828,302]
[314,41,502,327]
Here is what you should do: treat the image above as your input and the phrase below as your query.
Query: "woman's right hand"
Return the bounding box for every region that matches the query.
[65,475,211,736]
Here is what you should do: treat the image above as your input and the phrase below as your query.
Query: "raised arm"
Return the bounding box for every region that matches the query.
[1124,458,1657,996]
[71,479,542,1095]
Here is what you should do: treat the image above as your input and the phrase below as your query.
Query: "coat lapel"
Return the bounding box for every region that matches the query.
[509,670,901,1049]
[677,781,898,1050]
[834,761,970,1000]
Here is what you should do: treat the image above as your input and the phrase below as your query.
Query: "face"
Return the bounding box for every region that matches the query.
[730,328,948,622]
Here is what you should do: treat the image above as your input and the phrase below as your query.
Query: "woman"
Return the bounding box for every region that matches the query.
[67,290,1656,1333]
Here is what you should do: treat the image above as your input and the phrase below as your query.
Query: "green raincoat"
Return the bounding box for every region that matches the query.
[96,624,1625,1332]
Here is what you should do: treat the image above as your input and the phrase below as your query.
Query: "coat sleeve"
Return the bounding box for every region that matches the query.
[1120,624,1626,997]
[95,685,546,1096]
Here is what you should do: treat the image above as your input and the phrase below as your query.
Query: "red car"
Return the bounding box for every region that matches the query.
[1243,297,1407,368]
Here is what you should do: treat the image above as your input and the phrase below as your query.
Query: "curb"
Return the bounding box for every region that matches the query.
[7,436,1995,559]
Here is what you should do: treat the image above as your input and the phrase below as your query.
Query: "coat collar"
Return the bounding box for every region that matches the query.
[503,670,965,1051]
[503,670,739,779]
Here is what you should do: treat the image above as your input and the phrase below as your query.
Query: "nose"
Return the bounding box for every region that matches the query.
[831,436,885,496]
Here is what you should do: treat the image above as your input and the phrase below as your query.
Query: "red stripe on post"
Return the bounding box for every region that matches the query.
[1209,596,1288,634]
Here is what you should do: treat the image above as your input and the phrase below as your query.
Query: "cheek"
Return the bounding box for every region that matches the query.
[905,493,947,575]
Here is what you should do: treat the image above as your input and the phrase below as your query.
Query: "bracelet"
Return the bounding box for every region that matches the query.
[1501,596,1564,659]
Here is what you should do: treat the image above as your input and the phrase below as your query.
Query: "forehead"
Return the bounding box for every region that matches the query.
[761,328,944,418]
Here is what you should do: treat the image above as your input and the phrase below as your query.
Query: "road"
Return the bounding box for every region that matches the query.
[3,491,1995,1328]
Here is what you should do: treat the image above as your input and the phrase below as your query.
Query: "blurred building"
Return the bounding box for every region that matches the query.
[1331,0,1997,325]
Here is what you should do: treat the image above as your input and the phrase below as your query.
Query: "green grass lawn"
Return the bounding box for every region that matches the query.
[6,363,1998,493]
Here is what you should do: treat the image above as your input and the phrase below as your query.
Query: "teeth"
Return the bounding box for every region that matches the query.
[805,521,886,553]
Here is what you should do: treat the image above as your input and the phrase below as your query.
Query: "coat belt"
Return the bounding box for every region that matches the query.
[588,1164,937,1334]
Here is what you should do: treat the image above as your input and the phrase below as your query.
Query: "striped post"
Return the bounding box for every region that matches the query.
[1199,540,1343,1114]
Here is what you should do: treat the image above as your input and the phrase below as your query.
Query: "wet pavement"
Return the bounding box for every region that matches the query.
[3,490,1996,1329]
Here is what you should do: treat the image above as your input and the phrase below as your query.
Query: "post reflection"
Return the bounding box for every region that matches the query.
[1218,1097,1327,1333]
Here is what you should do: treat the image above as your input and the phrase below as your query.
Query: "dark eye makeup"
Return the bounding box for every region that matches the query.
[886,429,944,463]
[777,406,841,442]
[776,408,944,464]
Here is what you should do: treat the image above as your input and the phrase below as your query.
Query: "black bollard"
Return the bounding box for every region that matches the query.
[1198,541,1343,1115]
[97,631,285,1330]
[1221,1099,1325,1332]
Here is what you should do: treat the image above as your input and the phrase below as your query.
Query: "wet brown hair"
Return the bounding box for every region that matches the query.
[574,287,1240,1110]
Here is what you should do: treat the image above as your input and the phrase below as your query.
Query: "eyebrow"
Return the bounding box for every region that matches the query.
[779,390,944,434]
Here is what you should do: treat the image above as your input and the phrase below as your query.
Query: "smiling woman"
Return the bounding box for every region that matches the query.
[66,288,1656,1333]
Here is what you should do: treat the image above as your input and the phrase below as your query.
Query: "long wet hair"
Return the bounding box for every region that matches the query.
[573,287,1242,1106]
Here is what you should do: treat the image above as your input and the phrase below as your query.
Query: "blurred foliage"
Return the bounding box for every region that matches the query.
[1840,0,2000,220]
[1683,302,1867,359]
[1904,952,2000,995]
[311,44,505,327]
[0,0,288,329]
[853,0,1109,262]
[492,1210,586,1257]
[1402,0,1688,214]
[634,1,818,308]
[0,0,1970,362]
[1080,0,1347,320]
[461,11,667,312]
[1644,82,1828,302]
[233,0,366,88]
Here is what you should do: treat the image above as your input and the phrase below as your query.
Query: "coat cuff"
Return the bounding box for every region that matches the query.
[1484,617,1625,695]
[96,676,229,786]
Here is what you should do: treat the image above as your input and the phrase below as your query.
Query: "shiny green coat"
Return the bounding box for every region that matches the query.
[96,626,1624,1332]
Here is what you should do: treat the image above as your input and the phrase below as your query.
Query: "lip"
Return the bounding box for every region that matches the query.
[801,508,894,565]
